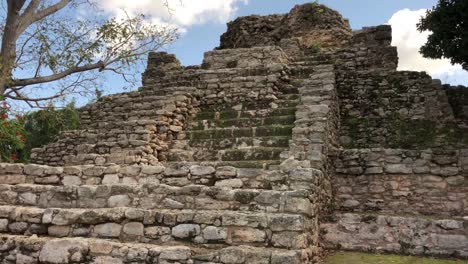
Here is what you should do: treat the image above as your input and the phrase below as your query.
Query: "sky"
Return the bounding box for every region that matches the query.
[95,0,467,99]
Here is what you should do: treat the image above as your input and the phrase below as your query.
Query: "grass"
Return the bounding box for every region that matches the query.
[324,252,468,264]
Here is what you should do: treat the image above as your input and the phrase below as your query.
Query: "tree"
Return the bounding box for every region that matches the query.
[417,0,468,71]
[0,0,178,108]
[22,101,80,160]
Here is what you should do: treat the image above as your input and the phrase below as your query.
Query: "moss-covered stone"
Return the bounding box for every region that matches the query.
[255,125,294,137]
[221,148,284,161]
[342,115,468,149]
[217,160,281,169]
[190,115,296,130]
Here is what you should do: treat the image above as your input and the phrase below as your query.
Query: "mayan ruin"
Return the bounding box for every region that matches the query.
[0,2,467,263]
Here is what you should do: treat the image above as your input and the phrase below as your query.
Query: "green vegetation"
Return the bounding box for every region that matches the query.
[21,102,81,161]
[0,101,25,162]
[324,252,467,264]
[418,0,468,71]
[309,43,323,53]
[343,115,468,149]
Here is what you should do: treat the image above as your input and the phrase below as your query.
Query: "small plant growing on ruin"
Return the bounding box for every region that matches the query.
[309,43,322,53]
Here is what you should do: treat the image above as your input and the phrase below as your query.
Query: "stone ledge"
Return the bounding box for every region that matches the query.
[322,213,468,258]
[0,163,325,192]
[0,234,306,264]
[0,206,311,249]
[0,183,316,217]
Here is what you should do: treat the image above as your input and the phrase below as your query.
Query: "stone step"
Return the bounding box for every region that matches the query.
[289,60,332,67]
[0,234,195,263]
[277,94,300,100]
[0,163,290,190]
[195,108,297,121]
[190,115,296,130]
[198,100,299,113]
[0,206,309,249]
[322,213,468,258]
[0,184,314,216]
[165,160,283,169]
[167,148,285,162]
[178,136,291,150]
[186,125,294,140]
[0,234,305,263]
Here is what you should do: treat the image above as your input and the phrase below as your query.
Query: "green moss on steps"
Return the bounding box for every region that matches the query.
[324,252,466,264]
[190,115,296,130]
[221,147,284,161]
[188,136,291,149]
[217,160,281,169]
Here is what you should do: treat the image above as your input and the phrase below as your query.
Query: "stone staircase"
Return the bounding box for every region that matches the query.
[164,93,299,170]
[0,45,334,263]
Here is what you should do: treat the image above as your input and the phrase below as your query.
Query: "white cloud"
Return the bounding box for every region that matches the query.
[100,0,248,28]
[388,9,468,85]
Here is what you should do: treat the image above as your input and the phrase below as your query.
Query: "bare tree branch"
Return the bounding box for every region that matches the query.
[13,60,106,87]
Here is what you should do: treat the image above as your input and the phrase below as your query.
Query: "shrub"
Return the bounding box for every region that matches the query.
[0,101,26,162]
[22,102,81,161]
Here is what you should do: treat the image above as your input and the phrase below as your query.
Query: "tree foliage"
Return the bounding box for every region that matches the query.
[22,101,80,160]
[0,0,178,108]
[417,0,468,70]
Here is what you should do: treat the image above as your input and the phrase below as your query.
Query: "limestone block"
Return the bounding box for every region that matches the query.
[94,223,122,238]
[172,224,201,238]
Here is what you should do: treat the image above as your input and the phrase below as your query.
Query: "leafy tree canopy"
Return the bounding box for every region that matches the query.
[417,0,468,70]
[0,0,178,108]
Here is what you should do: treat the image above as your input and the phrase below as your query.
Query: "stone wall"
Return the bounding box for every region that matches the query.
[337,71,464,148]
[203,46,288,69]
[333,26,466,149]
[219,3,352,51]
[322,213,468,257]
[334,149,468,216]
[0,162,314,191]
[445,85,468,124]
[335,25,398,71]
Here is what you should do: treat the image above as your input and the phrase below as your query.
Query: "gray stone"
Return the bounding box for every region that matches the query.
[159,247,191,260]
[62,176,81,186]
[202,226,227,240]
[0,219,8,231]
[123,222,144,236]
[446,176,465,186]
[94,223,122,237]
[384,164,412,174]
[171,224,200,238]
[215,179,243,188]
[108,195,131,207]
[16,254,36,264]
[102,174,120,184]
[39,239,87,264]
[365,167,383,174]
[141,165,165,175]
[93,256,123,264]
[216,166,237,178]
[48,225,71,237]
[219,247,246,263]
[190,165,215,176]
